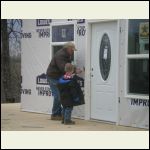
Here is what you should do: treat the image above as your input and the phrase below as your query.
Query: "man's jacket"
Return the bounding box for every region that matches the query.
[46,48,72,79]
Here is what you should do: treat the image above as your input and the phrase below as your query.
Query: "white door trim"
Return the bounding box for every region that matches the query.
[85,19,120,125]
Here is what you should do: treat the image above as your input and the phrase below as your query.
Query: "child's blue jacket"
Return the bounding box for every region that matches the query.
[57,75,85,107]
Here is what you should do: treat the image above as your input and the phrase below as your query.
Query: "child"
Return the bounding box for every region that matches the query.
[57,63,84,125]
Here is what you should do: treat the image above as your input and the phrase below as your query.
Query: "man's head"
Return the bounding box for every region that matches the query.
[63,42,77,56]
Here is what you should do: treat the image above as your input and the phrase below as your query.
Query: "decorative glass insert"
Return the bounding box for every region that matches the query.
[99,33,111,81]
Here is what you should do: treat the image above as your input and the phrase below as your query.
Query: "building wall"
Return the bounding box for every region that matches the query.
[21,19,86,118]
[21,19,149,129]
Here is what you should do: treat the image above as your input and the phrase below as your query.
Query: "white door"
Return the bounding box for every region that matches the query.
[91,21,118,122]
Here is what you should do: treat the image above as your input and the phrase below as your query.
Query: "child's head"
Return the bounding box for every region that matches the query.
[65,63,74,73]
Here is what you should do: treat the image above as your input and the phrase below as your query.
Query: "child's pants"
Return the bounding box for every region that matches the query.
[62,106,73,122]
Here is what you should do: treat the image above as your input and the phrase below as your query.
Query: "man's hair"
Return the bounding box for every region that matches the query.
[65,63,74,72]
[63,42,77,51]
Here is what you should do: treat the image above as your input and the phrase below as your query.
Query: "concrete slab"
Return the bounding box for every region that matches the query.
[1,103,148,131]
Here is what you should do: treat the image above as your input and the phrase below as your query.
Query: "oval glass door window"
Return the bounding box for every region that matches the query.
[99,33,111,81]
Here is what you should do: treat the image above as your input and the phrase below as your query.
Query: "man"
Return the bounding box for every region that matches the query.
[46,42,77,120]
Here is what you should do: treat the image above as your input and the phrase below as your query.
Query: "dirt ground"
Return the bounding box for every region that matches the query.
[1,103,148,131]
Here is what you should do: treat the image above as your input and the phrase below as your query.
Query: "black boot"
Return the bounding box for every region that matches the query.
[51,115,62,121]
[64,120,75,125]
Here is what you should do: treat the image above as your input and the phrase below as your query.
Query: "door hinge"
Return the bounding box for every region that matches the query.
[118,97,120,103]
[120,27,123,33]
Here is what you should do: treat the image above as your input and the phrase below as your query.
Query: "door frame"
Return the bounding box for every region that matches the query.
[85,19,120,125]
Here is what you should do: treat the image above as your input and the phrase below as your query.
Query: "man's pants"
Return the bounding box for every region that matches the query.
[47,77,62,116]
